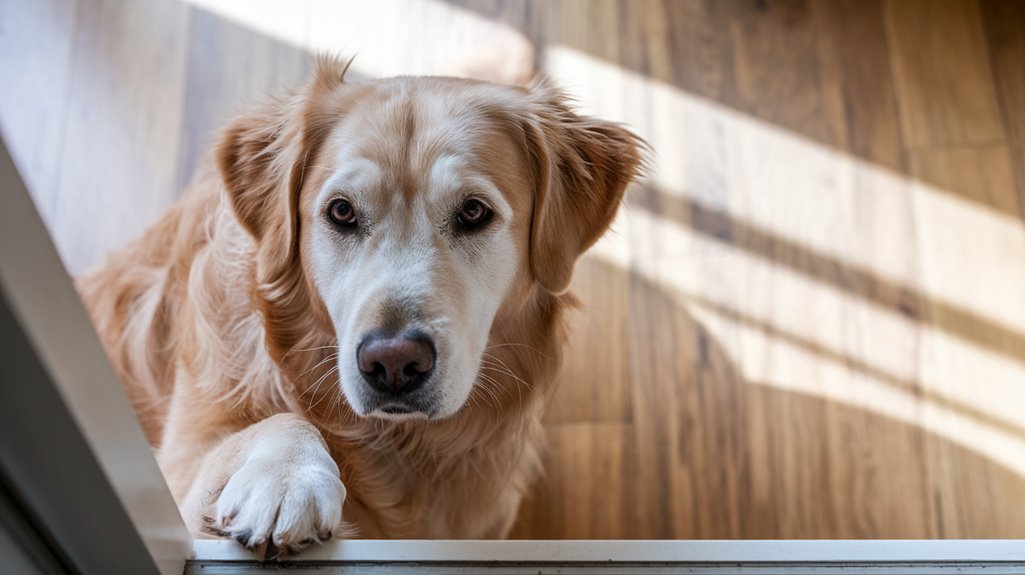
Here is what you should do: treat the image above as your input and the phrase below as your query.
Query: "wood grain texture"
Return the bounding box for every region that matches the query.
[51,0,191,274]
[813,0,906,173]
[178,4,313,190]
[0,0,80,227]
[883,0,1005,149]
[909,146,1025,438]
[3,0,1025,541]
[545,254,633,423]
[979,0,1025,222]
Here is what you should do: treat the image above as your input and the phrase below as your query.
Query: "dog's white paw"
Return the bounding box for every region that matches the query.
[211,440,345,556]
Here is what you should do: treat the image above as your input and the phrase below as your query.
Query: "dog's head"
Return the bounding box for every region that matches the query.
[217,57,643,421]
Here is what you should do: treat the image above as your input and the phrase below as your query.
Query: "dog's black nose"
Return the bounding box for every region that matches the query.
[357,332,435,395]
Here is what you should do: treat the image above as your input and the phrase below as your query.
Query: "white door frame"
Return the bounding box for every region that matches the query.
[0,135,192,574]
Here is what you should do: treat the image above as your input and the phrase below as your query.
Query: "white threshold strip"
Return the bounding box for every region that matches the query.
[190,539,1025,574]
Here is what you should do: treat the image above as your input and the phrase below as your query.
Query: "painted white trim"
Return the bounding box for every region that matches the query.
[193,539,1025,563]
[0,137,192,574]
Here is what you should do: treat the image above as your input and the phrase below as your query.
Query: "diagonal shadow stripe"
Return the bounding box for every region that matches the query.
[630,185,1025,368]
[673,287,1025,441]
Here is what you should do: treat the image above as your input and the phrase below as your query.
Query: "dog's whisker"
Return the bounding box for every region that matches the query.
[469,380,495,410]
[479,364,524,385]
[483,342,552,359]
[481,367,525,411]
[476,371,501,390]
[316,385,342,430]
[478,356,520,375]
[481,372,534,395]
[475,373,508,409]
[302,373,335,413]
[303,367,339,412]
[308,374,345,418]
[483,360,529,409]
[296,353,339,381]
[467,392,483,413]
[283,344,338,359]
[479,348,528,379]
[296,355,340,401]
[479,359,533,391]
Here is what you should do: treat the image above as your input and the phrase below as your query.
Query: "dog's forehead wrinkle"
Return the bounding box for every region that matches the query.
[425,155,511,219]
[320,154,381,202]
[428,154,465,194]
[328,88,524,219]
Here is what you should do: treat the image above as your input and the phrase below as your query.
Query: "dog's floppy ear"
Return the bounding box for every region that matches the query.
[214,56,350,359]
[524,82,645,294]
[216,102,299,246]
[216,55,352,251]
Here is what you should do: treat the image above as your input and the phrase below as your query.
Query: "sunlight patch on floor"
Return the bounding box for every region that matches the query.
[180,0,533,83]
[555,45,1025,477]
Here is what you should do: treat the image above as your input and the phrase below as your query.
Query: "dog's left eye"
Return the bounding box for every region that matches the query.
[327,198,358,228]
[456,199,492,230]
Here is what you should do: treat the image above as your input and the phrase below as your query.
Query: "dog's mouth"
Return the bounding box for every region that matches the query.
[368,403,432,421]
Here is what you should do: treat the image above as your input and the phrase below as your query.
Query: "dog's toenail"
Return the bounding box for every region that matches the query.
[233,529,253,547]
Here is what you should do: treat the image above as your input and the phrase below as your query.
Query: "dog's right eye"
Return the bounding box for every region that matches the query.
[327,199,358,228]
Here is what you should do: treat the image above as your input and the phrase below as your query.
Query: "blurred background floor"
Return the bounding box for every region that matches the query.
[2,0,1024,539]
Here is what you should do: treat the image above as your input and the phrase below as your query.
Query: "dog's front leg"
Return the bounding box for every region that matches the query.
[178,413,345,555]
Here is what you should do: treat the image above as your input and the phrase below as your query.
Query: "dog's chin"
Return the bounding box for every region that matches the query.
[368,405,432,422]
[347,398,438,421]
[351,399,472,422]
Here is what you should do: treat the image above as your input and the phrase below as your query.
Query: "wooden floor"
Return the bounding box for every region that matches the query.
[3,0,1025,539]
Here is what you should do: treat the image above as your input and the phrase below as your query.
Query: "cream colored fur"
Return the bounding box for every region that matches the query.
[78,57,643,554]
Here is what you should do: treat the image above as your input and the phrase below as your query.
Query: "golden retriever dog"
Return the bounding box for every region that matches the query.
[79,56,643,554]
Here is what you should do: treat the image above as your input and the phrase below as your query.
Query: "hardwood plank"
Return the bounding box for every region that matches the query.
[537,0,622,69]
[909,146,1025,456]
[510,421,634,539]
[883,0,1005,149]
[516,254,746,539]
[726,229,921,539]
[178,5,313,189]
[52,0,190,274]
[716,0,848,153]
[545,254,633,423]
[979,0,1025,222]
[635,0,730,99]
[910,146,1025,538]
[910,147,1022,217]
[813,0,906,173]
[513,243,1025,539]
[628,255,746,538]
[0,0,80,227]
[629,0,850,155]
